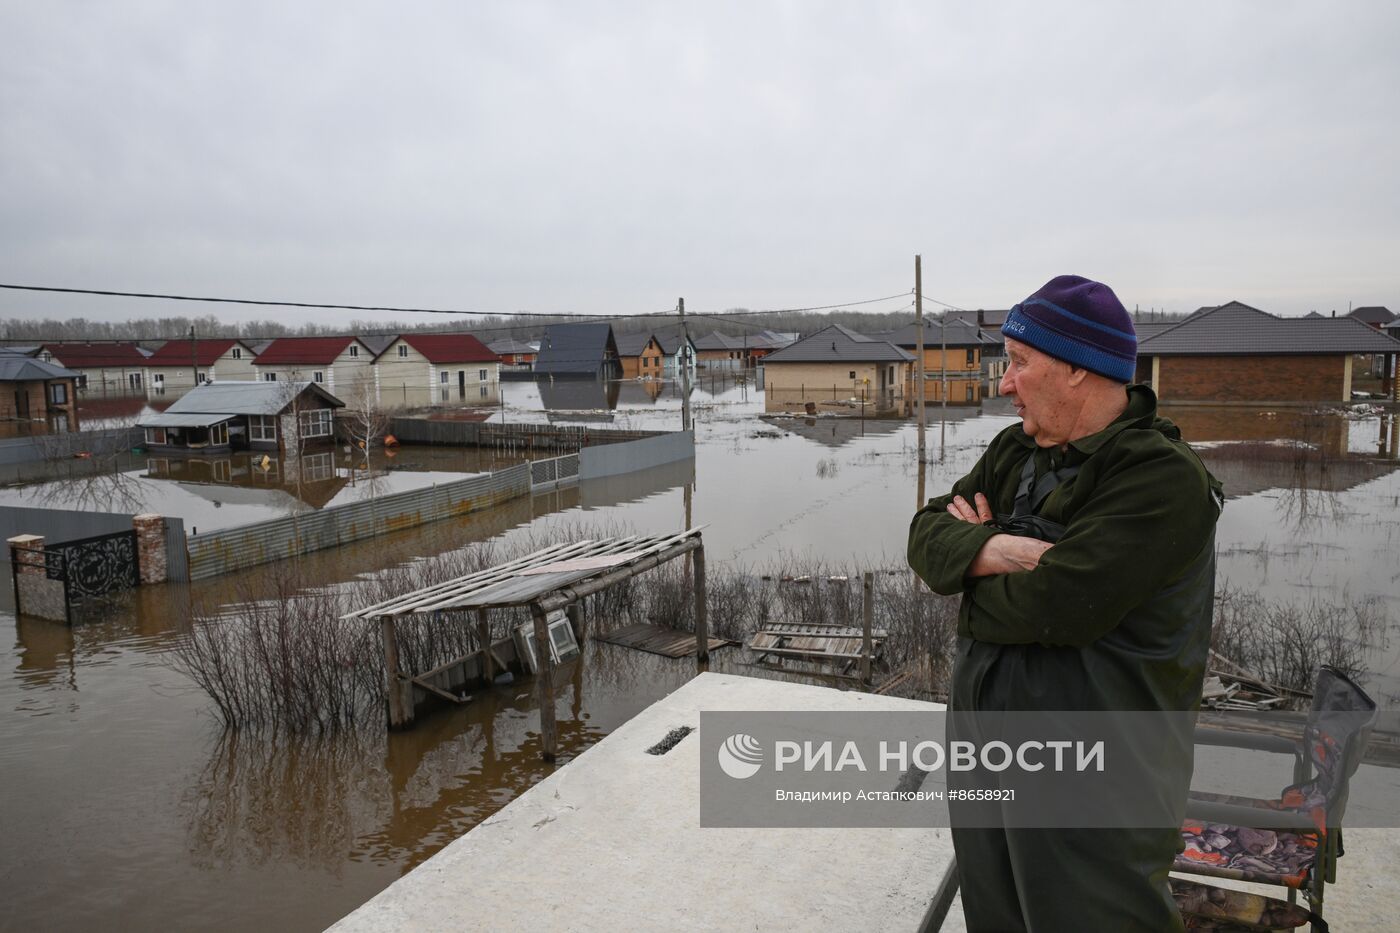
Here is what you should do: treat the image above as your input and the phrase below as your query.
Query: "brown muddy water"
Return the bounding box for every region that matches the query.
[3,378,1399,931]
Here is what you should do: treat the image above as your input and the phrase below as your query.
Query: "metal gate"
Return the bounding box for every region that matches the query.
[45,529,140,619]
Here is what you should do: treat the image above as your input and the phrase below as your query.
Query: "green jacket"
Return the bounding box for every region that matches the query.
[907,385,1222,713]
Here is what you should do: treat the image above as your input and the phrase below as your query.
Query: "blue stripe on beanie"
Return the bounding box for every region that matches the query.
[1001,275,1137,383]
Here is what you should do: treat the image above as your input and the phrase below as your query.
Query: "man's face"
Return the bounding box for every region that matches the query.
[999,337,1075,447]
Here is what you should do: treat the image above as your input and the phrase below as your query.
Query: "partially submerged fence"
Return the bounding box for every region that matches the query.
[186,463,532,581]
[386,418,662,452]
[0,427,143,466]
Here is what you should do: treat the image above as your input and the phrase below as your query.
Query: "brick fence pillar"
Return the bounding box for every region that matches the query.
[7,534,46,576]
[132,514,168,585]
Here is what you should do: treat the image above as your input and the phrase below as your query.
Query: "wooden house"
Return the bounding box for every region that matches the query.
[137,381,345,456]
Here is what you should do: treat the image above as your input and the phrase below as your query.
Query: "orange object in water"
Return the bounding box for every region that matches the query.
[73,451,92,459]
[383,434,399,447]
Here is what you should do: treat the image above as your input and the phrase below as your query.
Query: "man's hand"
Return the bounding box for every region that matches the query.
[945,492,1052,577]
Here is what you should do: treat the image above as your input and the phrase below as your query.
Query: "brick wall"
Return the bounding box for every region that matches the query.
[1151,355,1347,403]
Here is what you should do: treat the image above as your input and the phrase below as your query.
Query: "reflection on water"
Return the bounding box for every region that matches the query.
[3,395,1399,932]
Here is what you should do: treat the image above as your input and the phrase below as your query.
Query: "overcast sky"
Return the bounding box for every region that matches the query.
[2,1,1397,330]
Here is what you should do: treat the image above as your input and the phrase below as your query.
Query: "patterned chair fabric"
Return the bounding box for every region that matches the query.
[1178,815,1318,887]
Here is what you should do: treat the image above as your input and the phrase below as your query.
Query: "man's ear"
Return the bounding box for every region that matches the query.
[1066,366,1089,388]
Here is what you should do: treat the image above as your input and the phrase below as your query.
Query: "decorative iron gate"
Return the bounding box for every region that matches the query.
[45,530,140,619]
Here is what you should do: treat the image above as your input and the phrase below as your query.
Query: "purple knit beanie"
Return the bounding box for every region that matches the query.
[1001,275,1137,383]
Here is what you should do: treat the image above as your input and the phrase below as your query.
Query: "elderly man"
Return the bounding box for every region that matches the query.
[908,275,1222,932]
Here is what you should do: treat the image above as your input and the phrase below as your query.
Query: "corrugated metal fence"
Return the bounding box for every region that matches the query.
[186,463,532,581]
[386,418,661,452]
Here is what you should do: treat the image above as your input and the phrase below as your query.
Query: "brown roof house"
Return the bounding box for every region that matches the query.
[759,325,913,413]
[254,336,375,399]
[373,333,501,409]
[39,342,150,396]
[144,338,259,396]
[1134,301,1400,403]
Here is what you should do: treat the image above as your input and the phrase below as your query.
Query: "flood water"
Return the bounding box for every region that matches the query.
[2,375,1398,931]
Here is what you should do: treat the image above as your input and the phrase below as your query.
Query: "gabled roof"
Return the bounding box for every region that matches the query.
[1137,301,1400,355]
[535,322,618,375]
[1348,306,1395,325]
[161,380,345,416]
[387,333,498,364]
[873,319,994,349]
[254,336,367,366]
[946,309,1009,328]
[145,338,255,367]
[0,356,79,382]
[614,332,658,357]
[40,342,148,368]
[488,337,538,356]
[761,325,914,364]
[693,332,744,351]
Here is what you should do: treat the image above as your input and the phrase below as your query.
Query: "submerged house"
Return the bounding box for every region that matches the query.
[1134,301,1400,402]
[616,332,666,379]
[39,342,150,396]
[872,319,995,403]
[760,325,913,413]
[137,381,345,456]
[253,336,374,397]
[534,322,621,380]
[487,337,538,371]
[373,333,501,408]
[143,338,259,395]
[0,354,80,431]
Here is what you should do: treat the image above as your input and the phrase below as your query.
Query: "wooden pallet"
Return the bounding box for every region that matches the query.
[747,623,886,670]
[594,622,736,658]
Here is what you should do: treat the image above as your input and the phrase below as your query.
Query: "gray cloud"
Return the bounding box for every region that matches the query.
[2,0,1397,326]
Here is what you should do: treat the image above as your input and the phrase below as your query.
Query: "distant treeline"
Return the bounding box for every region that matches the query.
[0,306,1190,346]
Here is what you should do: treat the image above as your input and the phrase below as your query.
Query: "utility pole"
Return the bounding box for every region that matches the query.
[679,297,692,433]
[915,255,926,463]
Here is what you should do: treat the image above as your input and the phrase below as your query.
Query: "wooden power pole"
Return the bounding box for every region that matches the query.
[915,256,926,463]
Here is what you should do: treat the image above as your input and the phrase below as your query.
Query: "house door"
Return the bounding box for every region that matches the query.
[15,390,28,418]
[458,370,466,399]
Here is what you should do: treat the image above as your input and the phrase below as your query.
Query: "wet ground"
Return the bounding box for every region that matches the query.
[2,374,1398,931]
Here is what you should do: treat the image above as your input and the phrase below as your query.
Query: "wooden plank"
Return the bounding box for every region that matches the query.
[531,602,557,761]
[594,622,735,658]
[410,675,470,705]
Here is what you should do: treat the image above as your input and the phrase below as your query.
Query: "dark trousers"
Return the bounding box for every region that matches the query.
[951,824,1184,932]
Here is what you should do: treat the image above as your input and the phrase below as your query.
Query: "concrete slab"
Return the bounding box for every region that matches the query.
[328,672,955,932]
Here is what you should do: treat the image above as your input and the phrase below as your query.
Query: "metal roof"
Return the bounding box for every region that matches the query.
[872,319,994,349]
[487,337,538,355]
[1137,301,1400,355]
[761,325,914,364]
[145,338,252,366]
[614,332,657,357]
[138,411,236,428]
[342,529,705,617]
[40,342,148,368]
[164,380,345,415]
[254,336,365,365]
[0,356,79,382]
[388,333,498,364]
[1348,306,1395,325]
[535,322,618,375]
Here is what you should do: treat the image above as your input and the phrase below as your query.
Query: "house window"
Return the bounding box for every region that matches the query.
[250,415,277,442]
[146,427,167,445]
[478,369,487,381]
[966,384,976,401]
[966,349,975,367]
[212,459,231,483]
[197,372,208,385]
[153,373,165,386]
[398,344,408,357]
[42,351,53,362]
[232,348,242,360]
[313,371,324,383]
[301,452,333,482]
[128,372,143,388]
[440,388,450,401]
[264,372,278,381]
[299,408,333,437]
[479,384,488,398]
[849,371,856,379]
[76,374,88,389]
[440,371,449,383]
[50,383,67,405]
[349,345,359,357]
[210,422,228,446]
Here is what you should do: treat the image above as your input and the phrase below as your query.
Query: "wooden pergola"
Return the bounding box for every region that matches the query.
[343,528,708,758]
